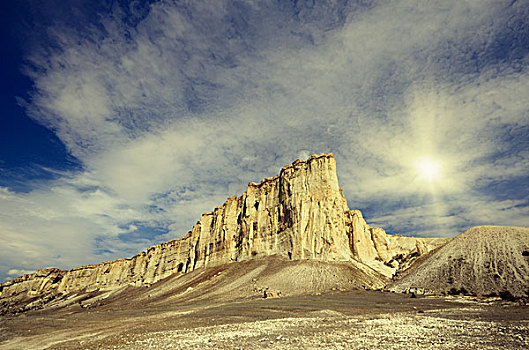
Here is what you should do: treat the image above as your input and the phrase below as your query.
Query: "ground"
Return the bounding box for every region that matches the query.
[1,290,528,349]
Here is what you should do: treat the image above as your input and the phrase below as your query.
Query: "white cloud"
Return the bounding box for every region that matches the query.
[7,269,35,277]
[2,0,528,281]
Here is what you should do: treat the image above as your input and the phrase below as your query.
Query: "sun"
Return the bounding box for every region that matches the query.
[413,156,442,182]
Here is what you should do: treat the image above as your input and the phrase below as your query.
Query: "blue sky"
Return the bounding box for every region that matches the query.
[1,0,528,282]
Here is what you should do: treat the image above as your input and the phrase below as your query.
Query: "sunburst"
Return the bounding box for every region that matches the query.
[414,156,442,183]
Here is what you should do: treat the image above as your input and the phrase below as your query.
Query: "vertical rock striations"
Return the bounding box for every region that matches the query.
[0,154,447,306]
[346,210,449,277]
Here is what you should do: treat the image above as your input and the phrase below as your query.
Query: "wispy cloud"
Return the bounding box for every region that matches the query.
[2,0,528,281]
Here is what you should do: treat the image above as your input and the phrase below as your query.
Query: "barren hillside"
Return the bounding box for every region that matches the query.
[1,256,387,315]
[389,226,529,298]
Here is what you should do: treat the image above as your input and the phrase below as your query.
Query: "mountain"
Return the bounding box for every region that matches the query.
[1,153,447,313]
[389,226,529,298]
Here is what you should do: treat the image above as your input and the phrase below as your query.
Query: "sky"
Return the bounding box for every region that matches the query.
[1,0,528,282]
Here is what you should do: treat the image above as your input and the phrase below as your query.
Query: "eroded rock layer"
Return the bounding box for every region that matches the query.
[0,154,446,310]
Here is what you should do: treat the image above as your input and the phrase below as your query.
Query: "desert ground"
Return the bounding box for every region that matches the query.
[1,289,528,350]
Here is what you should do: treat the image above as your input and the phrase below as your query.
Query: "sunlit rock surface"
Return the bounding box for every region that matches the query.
[0,153,445,309]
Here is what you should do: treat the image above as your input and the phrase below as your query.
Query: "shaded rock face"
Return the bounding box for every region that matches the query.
[389,226,529,298]
[0,154,444,309]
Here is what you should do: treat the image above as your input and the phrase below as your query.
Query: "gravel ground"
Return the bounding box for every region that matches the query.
[120,308,529,349]
[2,291,527,350]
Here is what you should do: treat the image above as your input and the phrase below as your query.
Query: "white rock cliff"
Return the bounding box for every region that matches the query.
[0,154,447,305]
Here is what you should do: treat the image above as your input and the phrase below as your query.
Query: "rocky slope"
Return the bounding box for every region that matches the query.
[0,153,446,312]
[389,226,529,298]
[17,256,390,314]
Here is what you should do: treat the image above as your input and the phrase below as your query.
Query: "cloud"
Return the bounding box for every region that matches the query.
[2,0,528,281]
[7,269,35,277]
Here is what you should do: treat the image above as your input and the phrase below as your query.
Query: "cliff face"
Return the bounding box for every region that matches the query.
[0,154,446,309]
[188,153,355,267]
[346,210,449,277]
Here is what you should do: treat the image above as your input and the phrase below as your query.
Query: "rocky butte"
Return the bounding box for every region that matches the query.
[3,153,526,314]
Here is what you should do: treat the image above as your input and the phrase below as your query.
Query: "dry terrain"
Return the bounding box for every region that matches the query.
[0,290,527,349]
[2,158,528,349]
[390,226,529,297]
[1,256,528,349]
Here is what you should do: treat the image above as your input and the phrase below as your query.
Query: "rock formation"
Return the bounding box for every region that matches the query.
[0,153,447,311]
[389,226,529,298]
[347,210,449,276]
